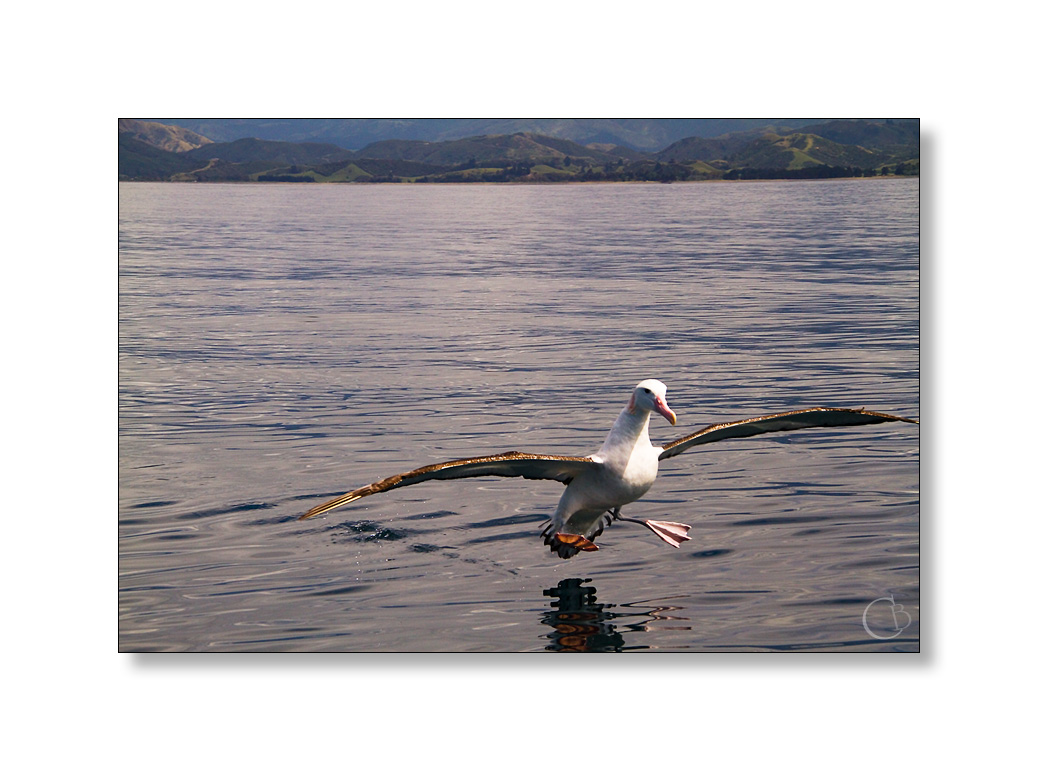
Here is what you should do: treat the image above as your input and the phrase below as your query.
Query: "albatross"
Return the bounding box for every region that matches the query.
[301,380,917,558]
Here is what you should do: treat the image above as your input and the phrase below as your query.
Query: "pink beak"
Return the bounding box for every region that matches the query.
[654,396,677,425]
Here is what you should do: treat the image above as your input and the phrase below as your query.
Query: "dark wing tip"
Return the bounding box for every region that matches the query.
[843,407,919,424]
[299,490,366,519]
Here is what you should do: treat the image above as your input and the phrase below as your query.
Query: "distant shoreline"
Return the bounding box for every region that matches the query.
[119,174,919,186]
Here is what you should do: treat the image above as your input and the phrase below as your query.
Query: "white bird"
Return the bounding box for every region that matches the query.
[301,380,917,558]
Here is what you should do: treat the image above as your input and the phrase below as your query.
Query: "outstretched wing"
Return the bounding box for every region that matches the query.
[658,407,918,461]
[300,451,599,520]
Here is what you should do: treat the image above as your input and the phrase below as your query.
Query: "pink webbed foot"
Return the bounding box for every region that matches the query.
[640,519,692,548]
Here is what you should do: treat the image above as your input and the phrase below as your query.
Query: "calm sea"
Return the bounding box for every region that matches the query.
[119,179,919,652]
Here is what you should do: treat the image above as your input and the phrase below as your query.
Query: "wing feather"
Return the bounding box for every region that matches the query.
[658,407,918,461]
[300,451,598,520]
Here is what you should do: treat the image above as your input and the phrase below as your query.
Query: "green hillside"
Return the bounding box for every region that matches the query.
[656,134,747,163]
[184,137,353,165]
[728,132,883,170]
[354,132,623,166]
[657,120,917,171]
[119,135,206,180]
[800,119,918,147]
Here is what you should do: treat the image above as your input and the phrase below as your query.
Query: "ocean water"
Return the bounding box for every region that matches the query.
[119,178,919,652]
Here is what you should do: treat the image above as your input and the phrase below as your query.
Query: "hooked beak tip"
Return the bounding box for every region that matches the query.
[655,397,677,425]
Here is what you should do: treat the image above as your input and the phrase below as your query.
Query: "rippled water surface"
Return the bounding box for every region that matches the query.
[119,179,919,652]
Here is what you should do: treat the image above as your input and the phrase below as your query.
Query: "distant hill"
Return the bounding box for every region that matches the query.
[119,118,212,152]
[118,134,208,180]
[656,133,753,163]
[657,119,918,171]
[143,118,824,152]
[800,119,919,147]
[354,132,625,166]
[184,137,353,165]
[726,131,884,170]
[119,119,919,183]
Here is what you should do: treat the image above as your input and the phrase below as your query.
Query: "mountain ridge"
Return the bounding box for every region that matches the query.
[120,119,919,182]
[143,118,826,152]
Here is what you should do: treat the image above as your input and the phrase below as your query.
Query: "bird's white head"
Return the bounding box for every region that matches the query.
[629,379,677,425]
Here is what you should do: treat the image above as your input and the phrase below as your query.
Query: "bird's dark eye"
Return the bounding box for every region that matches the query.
[642,388,652,394]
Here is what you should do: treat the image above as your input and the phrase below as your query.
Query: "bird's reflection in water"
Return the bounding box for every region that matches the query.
[543,578,625,652]
[542,578,692,652]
